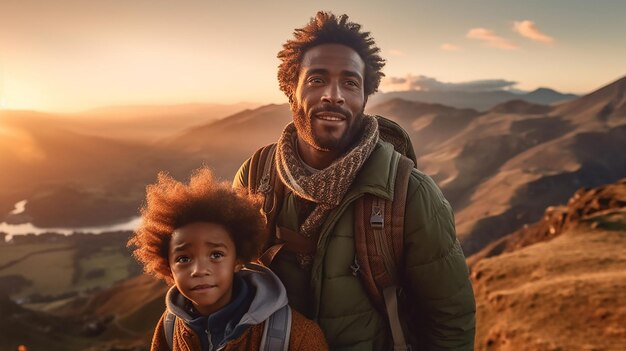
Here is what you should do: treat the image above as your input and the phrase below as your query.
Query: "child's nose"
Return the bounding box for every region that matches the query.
[191,259,211,276]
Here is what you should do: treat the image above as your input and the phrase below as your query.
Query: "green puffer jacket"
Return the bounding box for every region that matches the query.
[233,140,476,350]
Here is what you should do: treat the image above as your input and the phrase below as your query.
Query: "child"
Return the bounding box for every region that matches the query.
[128,168,328,351]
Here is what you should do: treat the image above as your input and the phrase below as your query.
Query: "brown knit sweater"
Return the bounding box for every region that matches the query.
[150,308,328,351]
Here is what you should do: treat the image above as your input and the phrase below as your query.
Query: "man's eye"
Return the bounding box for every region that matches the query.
[308,77,324,84]
[176,256,191,263]
[346,80,359,87]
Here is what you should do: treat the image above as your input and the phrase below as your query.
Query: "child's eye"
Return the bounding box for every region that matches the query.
[175,256,191,263]
[210,252,224,260]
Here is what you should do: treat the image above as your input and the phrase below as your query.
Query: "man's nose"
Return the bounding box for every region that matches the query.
[321,82,345,105]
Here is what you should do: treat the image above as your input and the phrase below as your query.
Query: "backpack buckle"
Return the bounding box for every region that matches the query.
[350,256,361,277]
[371,205,384,229]
[258,175,271,194]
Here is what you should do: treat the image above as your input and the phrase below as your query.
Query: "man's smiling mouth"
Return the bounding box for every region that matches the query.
[316,112,346,121]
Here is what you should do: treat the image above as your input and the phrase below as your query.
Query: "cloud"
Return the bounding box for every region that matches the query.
[388,49,406,57]
[513,20,554,43]
[387,77,408,84]
[440,43,462,52]
[382,74,518,92]
[466,28,519,50]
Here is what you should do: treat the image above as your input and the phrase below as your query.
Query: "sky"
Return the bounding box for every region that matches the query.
[0,0,625,112]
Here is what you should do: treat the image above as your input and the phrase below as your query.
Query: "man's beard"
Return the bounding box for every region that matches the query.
[292,103,364,153]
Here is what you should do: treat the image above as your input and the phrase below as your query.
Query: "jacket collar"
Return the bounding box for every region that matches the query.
[345,140,400,202]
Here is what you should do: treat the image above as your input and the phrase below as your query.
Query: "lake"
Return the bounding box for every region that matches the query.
[0,200,141,239]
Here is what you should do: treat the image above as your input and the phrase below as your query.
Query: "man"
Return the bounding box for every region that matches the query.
[234,11,475,350]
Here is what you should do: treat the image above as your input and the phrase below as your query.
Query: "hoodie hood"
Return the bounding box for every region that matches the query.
[165,263,288,340]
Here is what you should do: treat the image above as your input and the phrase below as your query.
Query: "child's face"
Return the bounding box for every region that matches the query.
[168,222,242,316]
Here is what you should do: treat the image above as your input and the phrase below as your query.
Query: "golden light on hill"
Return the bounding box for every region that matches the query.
[0,124,46,162]
[0,121,10,136]
[15,135,46,163]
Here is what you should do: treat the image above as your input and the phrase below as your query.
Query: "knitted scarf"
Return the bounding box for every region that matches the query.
[275,115,379,239]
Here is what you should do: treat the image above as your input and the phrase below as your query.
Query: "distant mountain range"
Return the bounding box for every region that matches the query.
[369,87,578,111]
[1,76,624,256]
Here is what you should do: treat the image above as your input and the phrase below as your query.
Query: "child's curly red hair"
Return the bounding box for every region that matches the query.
[128,167,267,284]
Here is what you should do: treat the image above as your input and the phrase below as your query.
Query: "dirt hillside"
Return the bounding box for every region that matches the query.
[470,179,626,350]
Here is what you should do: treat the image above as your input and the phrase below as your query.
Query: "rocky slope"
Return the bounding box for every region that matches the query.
[469,179,626,350]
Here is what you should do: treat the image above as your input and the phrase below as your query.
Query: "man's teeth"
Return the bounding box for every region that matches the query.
[318,115,343,121]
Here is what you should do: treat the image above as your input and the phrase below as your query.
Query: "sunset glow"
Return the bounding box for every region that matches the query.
[0,0,624,112]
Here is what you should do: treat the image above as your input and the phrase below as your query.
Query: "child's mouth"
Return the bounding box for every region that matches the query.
[191,284,217,290]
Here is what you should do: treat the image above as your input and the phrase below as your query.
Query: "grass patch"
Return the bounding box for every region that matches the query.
[0,242,70,269]
[0,247,76,298]
[75,246,134,291]
[0,239,137,301]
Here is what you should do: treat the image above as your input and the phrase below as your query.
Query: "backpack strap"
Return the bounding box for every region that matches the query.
[247,143,281,219]
[247,144,287,267]
[163,311,176,350]
[354,154,414,351]
[259,304,292,351]
[249,143,313,268]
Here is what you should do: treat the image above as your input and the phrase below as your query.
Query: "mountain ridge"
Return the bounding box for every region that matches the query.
[369,86,577,111]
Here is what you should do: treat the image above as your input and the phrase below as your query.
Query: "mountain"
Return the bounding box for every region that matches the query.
[0,104,287,229]
[404,77,626,254]
[61,102,260,141]
[523,87,579,106]
[489,99,552,115]
[163,103,293,179]
[552,75,626,126]
[469,179,626,350]
[0,110,181,227]
[368,87,577,111]
[164,97,478,180]
[366,98,480,155]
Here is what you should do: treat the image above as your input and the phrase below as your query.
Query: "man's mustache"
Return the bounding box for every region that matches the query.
[309,105,352,119]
